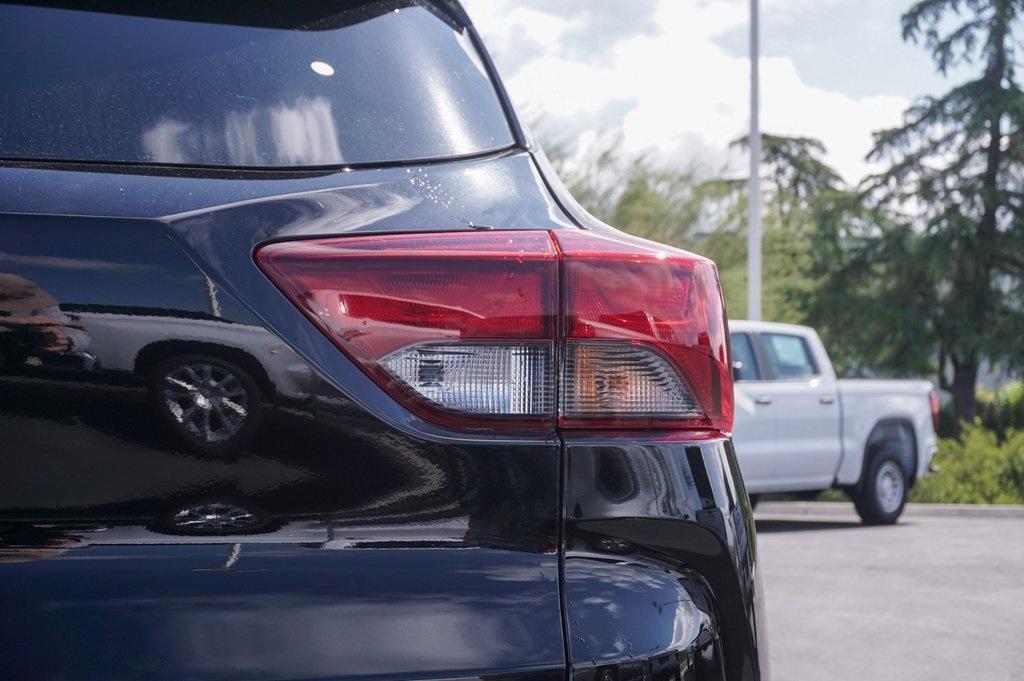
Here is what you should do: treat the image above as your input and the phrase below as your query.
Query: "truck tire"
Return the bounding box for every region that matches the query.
[853,448,908,525]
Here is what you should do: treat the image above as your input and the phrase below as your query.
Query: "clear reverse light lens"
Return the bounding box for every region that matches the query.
[382,342,555,417]
[562,341,701,418]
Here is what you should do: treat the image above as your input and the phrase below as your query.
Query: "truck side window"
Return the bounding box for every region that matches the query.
[763,333,817,380]
[730,332,760,381]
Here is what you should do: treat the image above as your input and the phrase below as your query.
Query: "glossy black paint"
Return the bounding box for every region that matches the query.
[564,438,767,681]
[0,2,765,680]
[1,539,563,681]
[0,207,565,680]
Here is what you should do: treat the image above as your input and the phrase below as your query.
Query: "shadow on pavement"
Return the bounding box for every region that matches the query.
[755,518,863,533]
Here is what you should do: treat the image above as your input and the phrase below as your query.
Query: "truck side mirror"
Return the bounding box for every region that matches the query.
[732,360,744,382]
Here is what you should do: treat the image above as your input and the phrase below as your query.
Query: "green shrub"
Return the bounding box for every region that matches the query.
[978,382,1024,439]
[910,424,1024,504]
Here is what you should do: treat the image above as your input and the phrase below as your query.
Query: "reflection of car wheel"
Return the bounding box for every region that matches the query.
[854,452,907,525]
[150,354,262,456]
[153,500,273,535]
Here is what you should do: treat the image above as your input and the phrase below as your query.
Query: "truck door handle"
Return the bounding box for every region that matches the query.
[755,396,773,405]
[819,396,836,405]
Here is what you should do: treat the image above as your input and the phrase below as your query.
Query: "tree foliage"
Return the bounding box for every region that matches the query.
[857,0,1024,421]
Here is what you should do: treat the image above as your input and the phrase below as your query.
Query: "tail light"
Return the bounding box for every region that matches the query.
[256,230,733,434]
[556,230,731,432]
[929,390,941,433]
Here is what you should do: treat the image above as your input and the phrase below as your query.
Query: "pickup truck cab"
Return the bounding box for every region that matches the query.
[730,320,939,524]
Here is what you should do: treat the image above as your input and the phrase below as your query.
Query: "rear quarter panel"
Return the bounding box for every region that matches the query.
[563,436,768,681]
[835,379,938,485]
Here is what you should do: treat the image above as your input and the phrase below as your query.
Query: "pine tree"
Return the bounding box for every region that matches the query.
[867,0,1024,422]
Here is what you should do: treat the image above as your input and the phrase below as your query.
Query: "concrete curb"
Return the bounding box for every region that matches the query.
[755,500,1024,519]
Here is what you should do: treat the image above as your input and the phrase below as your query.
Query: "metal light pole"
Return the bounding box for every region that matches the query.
[747,0,763,321]
[204,275,222,318]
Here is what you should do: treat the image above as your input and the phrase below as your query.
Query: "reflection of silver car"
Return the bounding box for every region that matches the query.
[77,311,315,453]
[78,312,314,395]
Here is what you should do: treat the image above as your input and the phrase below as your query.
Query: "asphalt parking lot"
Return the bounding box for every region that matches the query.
[755,502,1024,681]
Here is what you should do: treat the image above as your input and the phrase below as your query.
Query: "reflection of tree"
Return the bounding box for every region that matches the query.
[141,96,344,167]
[0,273,93,369]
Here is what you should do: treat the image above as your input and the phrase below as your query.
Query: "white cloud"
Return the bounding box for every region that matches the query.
[464,0,909,184]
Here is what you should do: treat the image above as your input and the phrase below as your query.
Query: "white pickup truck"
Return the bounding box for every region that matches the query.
[729,320,939,524]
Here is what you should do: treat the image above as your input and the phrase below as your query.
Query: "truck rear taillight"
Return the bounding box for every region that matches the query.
[929,390,941,433]
[256,230,733,434]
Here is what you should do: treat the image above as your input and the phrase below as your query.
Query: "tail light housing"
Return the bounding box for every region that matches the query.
[556,230,731,432]
[256,230,733,434]
[929,390,941,433]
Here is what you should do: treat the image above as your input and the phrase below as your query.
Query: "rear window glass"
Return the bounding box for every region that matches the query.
[0,1,514,168]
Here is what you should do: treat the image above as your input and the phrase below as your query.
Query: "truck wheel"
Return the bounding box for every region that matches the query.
[149,354,263,456]
[853,450,908,525]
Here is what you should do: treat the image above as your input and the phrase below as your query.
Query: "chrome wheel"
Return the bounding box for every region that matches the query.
[875,460,905,514]
[170,502,258,532]
[161,362,249,444]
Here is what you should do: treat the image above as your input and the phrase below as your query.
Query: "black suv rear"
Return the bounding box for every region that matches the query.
[0,2,767,680]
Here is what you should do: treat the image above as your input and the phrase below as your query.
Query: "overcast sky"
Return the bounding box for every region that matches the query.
[463,0,962,184]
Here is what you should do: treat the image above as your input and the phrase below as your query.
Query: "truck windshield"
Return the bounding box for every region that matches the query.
[0,1,514,168]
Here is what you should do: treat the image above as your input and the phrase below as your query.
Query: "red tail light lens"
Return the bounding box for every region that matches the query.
[256,232,558,428]
[929,390,941,432]
[256,230,733,434]
[554,230,732,432]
